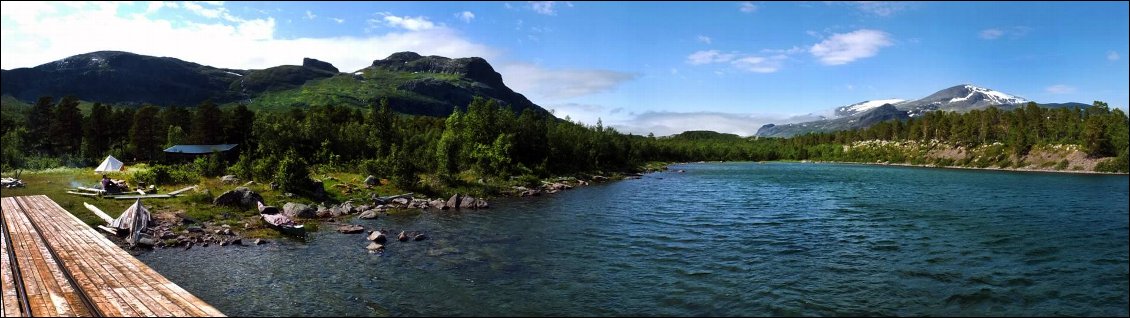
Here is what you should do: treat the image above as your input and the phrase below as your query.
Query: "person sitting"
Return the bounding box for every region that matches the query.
[100,175,121,193]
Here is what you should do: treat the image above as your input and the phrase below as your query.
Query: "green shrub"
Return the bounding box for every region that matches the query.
[129,164,198,186]
[997,159,1013,168]
[251,157,279,182]
[1094,149,1129,173]
[193,152,226,177]
[275,154,312,195]
[1054,159,1069,171]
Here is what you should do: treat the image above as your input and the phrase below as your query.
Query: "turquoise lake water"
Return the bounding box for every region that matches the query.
[137,162,1130,316]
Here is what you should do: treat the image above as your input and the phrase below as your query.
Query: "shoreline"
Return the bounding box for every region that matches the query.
[804,160,1130,176]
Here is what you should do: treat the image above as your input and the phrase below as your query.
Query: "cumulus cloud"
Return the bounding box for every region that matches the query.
[697,35,712,44]
[809,29,892,65]
[1108,51,1121,61]
[611,111,827,137]
[456,11,475,23]
[1,2,634,103]
[1045,84,1076,94]
[182,1,239,22]
[497,63,638,100]
[304,10,316,20]
[373,12,438,31]
[0,3,495,72]
[739,2,757,13]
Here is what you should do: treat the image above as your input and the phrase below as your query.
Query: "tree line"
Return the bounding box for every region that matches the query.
[2,96,1127,193]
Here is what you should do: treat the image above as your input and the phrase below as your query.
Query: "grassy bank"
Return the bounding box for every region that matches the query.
[1,161,664,236]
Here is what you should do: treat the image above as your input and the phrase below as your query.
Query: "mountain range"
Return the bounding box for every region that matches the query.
[0,51,550,118]
[755,84,1089,138]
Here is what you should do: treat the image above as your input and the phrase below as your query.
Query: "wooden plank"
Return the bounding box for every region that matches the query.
[167,186,197,196]
[19,197,156,317]
[109,194,172,200]
[65,191,101,197]
[83,202,115,224]
[17,196,224,317]
[74,186,105,193]
[4,198,64,317]
[11,197,99,318]
[1,222,23,317]
[1,198,93,317]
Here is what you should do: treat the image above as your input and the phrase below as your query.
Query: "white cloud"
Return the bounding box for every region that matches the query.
[687,50,789,73]
[1,2,635,104]
[760,46,804,54]
[374,13,438,31]
[497,63,638,100]
[687,50,736,65]
[979,26,1030,40]
[0,3,496,73]
[1045,84,1076,94]
[146,1,179,14]
[611,111,826,137]
[456,11,475,23]
[731,55,786,73]
[304,10,316,20]
[979,28,1004,40]
[330,17,345,24]
[1108,51,1121,61]
[530,1,560,15]
[546,103,608,125]
[809,29,892,65]
[739,2,757,13]
[182,1,239,22]
[697,35,712,44]
[849,1,908,16]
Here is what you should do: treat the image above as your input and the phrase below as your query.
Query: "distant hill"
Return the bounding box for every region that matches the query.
[756,84,1090,138]
[1,51,552,118]
[665,130,745,141]
[0,51,244,106]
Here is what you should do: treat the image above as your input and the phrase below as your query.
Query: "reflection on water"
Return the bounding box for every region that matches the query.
[138,162,1130,316]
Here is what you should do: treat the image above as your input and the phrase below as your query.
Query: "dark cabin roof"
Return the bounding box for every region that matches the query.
[163,144,238,154]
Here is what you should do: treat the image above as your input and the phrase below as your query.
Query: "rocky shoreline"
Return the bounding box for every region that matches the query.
[115,172,643,253]
[817,160,1129,175]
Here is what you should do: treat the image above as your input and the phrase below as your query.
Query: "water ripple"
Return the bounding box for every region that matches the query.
[137,162,1129,316]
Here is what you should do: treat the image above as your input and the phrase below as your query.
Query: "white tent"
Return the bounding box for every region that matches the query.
[94,155,124,173]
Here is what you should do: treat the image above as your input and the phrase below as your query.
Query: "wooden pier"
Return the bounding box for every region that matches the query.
[1,195,224,317]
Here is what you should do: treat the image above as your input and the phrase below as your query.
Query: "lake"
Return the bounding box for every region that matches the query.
[137,162,1130,316]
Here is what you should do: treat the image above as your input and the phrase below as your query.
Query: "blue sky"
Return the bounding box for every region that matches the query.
[2,1,1127,136]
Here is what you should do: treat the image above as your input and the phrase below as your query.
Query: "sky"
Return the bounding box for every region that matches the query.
[2,1,1128,136]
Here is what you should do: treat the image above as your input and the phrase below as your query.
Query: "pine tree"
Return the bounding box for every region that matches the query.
[129,106,163,161]
[26,96,54,154]
[49,96,83,156]
[83,102,112,158]
[190,100,222,144]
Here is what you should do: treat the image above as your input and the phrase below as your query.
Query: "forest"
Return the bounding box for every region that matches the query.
[2,96,1127,197]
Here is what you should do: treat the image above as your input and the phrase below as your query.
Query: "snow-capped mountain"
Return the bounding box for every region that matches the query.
[756,84,1080,138]
[898,84,1029,117]
[834,98,907,117]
